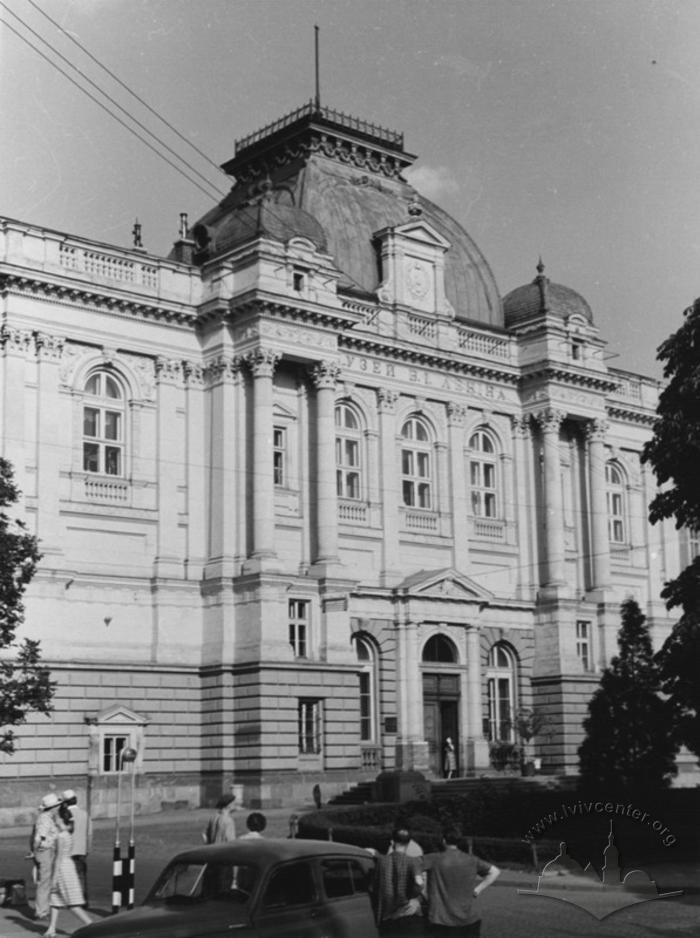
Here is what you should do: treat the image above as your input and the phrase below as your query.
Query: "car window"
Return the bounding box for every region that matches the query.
[322,859,373,899]
[261,862,316,909]
[149,861,257,904]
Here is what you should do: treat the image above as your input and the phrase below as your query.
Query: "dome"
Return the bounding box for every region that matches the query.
[189,105,503,327]
[503,263,593,328]
[190,185,328,259]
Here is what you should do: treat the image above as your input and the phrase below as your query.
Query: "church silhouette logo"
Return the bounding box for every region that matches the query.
[518,822,683,920]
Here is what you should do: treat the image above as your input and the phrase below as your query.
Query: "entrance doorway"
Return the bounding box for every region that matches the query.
[423,673,460,777]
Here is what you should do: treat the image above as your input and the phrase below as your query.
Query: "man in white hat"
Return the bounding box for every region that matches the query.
[61,789,90,904]
[30,793,62,920]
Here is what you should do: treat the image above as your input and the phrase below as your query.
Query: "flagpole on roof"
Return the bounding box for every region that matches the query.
[314,25,321,111]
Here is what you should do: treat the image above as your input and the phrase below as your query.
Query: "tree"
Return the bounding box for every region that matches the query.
[578,598,677,790]
[641,297,700,758]
[0,458,54,753]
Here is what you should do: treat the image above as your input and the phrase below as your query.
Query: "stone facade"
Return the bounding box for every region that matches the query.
[0,104,692,824]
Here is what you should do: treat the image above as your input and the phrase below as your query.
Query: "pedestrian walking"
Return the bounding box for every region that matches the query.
[239,812,267,839]
[30,793,62,921]
[443,737,457,779]
[372,827,425,935]
[43,802,92,937]
[202,794,238,843]
[422,828,500,937]
[61,789,90,904]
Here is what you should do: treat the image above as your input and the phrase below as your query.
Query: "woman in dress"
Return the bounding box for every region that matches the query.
[443,737,457,779]
[43,803,92,937]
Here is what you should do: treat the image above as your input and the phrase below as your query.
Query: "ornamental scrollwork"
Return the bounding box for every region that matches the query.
[376,387,399,413]
[155,357,183,386]
[584,418,608,444]
[244,348,280,379]
[533,408,566,434]
[34,331,64,361]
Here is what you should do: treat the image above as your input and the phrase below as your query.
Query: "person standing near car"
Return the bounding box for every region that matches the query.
[203,795,237,843]
[30,793,62,921]
[61,790,90,905]
[422,828,500,937]
[372,827,425,935]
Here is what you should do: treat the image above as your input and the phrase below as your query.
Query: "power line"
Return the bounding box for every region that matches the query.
[23,0,227,180]
[2,4,226,201]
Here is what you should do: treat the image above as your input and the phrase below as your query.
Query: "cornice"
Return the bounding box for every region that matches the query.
[0,273,197,327]
[520,363,619,393]
[224,292,364,331]
[339,332,520,385]
[606,405,656,427]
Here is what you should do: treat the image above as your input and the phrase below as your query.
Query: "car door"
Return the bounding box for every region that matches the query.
[318,856,380,938]
[252,859,326,938]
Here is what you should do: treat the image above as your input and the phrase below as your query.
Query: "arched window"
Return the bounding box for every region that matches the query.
[401,416,432,509]
[605,462,626,543]
[422,634,458,663]
[355,636,377,742]
[486,644,517,742]
[469,429,498,518]
[335,403,362,499]
[83,371,125,476]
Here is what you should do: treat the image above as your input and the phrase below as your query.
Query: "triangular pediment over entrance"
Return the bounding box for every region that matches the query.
[393,568,494,602]
[87,704,149,726]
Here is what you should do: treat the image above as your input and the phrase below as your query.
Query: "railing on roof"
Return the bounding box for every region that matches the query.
[235,100,404,154]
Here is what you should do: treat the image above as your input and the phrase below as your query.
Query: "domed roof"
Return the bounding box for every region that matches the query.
[190,184,327,258]
[188,105,503,327]
[503,262,593,328]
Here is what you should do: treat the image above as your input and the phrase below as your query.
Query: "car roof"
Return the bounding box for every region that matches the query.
[166,838,372,867]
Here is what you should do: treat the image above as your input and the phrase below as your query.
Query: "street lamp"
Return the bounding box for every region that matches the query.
[112,746,137,913]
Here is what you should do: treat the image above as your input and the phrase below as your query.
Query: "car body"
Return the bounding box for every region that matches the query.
[74,838,380,938]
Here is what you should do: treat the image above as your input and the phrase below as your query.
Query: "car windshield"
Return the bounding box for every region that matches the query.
[148,860,258,906]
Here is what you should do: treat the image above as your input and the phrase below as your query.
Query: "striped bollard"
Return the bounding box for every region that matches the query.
[111,844,123,913]
[125,841,135,909]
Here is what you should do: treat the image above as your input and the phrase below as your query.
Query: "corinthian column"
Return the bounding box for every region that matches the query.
[586,418,610,590]
[245,348,280,564]
[35,332,64,555]
[535,408,566,587]
[310,361,340,566]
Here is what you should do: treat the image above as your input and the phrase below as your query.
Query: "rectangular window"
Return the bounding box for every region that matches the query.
[83,407,99,437]
[102,734,129,773]
[83,442,100,473]
[273,427,285,486]
[288,599,309,657]
[298,699,322,754]
[576,620,591,671]
[104,411,121,441]
[359,672,372,742]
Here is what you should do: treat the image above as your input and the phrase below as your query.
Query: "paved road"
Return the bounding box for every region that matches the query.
[1,808,697,937]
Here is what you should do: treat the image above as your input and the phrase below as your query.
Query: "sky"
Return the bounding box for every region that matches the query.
[1,0,699,378]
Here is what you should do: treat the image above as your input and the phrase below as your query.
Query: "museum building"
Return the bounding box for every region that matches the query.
[0,101,689,821]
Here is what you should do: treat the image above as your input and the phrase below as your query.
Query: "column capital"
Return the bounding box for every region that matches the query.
[585,418,608,443]
[182,360,205,387]
[377,387,399,413]
[533,408,566,434]
[309,360,341,390]
[34,331,64,362]
[245,347,280,378]
[155,357,183,386]
[205,355,242,384]
[447,401,468,426]
[510,414,531,438]
[1,325,33,355]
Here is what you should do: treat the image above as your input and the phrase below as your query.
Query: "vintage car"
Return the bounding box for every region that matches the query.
[74,838,380,938]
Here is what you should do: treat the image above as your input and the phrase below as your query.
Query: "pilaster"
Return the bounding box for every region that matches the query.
[309,361,341,573]
[35,332,64,555]
[585,418,611,592]
[447,402,469,571]
[377,387,400,586]
[534,408,566,593]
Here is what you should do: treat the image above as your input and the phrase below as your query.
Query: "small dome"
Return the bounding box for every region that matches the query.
[503,263,593,328]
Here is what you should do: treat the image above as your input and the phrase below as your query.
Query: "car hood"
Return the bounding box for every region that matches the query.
[73,900,251,938]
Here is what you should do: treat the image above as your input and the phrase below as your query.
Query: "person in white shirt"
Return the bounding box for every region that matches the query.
[239,812,267,839]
